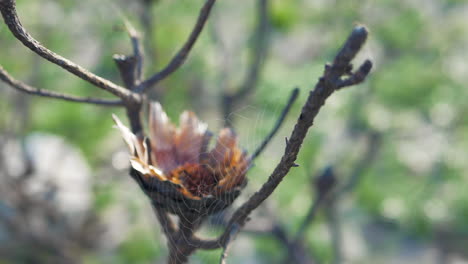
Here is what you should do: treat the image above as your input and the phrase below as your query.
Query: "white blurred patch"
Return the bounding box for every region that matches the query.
[381,197,405,220]
[423,198,448,222]
[430,103,455,128]
[112,150,130,171]
[3,133,92,223]
[367,103,392,131]
[396,123,447,174]
[452,256,468,264]
[343,225,367,261]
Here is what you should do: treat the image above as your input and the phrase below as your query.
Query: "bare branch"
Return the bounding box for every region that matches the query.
[124,20,144,82]
[0,0,140,102]
[294,195,323,243]
[211,26,372,250]
[335,132,381,197]
[291,132,381,261]
[153,205,177,238]
[113,24,148,134]
[114,55,138,90]
[251,87,299,160]
[325,195,342,264]
[337,60,373,89]
[219,223,240,264]
[113,21,144,91]
[136,0,217,93]
[0,65,123,106]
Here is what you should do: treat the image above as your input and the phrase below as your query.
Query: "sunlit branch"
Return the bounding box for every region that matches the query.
[205,26,373,255]
[0,0,140,102]
[0,66,123,106]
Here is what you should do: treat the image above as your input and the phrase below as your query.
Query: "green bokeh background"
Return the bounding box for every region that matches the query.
[1,0,468,263]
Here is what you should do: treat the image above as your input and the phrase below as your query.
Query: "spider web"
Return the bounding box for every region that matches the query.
[163,95,292,263]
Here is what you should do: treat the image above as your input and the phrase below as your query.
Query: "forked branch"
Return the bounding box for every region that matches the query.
[136,0,217,93]
[0,0,140,103]
[197,26,373,255]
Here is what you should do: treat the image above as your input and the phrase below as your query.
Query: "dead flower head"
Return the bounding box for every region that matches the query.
[113,102,250,216]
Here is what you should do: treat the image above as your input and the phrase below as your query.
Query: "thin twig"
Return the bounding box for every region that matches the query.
[0,0,140,102]
[113,21,144,89]
[200,26,372,251]
[113,26,147,134]
[124,20,144,82]
[337,60,373,89]
[291,132,381,262]
[294,195,323,243]
[251,87,299,160]
[222,0,269,127]
[325,196,342,264]
[0,66,123,106]
[294,166,336,244]
[219,223,240,264]
[136,0,217,93]
[334,132,381,198]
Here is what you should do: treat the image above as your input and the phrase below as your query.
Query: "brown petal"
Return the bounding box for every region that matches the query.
[215,148,250,194]
[149,102,177,172]
[175,111,208,164]
[210,128,237,165]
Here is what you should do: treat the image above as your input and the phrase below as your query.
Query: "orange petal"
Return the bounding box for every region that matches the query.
[210,128,237,164]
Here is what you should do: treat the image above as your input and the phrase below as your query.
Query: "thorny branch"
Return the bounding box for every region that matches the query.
[198,26,373,256]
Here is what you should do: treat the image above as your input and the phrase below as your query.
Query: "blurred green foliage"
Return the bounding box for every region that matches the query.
[2,0,468,263]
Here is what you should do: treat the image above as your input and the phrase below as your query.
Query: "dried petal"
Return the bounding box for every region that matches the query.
[175,111,208,164]
[149,102,177,172]
[210,128,237,164]
[112,114,145,159]
[114,102,249,202]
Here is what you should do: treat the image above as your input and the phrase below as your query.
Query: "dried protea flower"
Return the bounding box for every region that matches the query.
[113,102,250,217]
